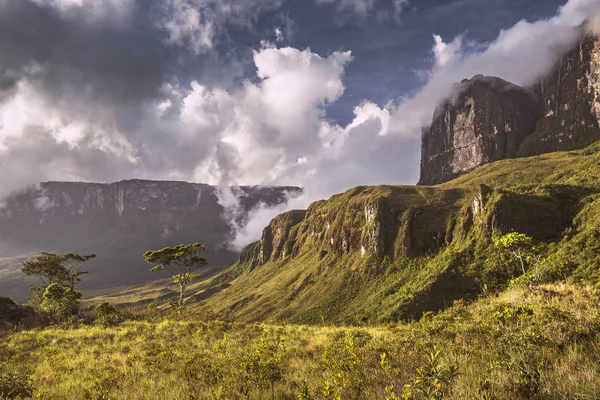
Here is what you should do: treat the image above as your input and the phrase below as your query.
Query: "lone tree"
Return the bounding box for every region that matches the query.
[21,252,95,319]
[22,252,95,290]
[495,232,534,284]
[144,243,208,308]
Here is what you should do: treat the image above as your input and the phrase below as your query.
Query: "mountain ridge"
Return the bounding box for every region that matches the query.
[0,179,301,300]
[419,30,600,185]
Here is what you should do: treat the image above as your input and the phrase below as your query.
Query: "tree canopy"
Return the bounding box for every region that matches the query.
[144,243,208,308]
[21,252,95,290]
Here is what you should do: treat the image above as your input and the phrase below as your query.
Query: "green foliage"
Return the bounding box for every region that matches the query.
[4,283,600,398]
[0,364,33,400]
[144,243,208,308]
[21,252,95,289]
[401,349,459,400]
[492,305,534,325]
[96,303,122,328]
[21,252,94,321]
[40,283,82,321]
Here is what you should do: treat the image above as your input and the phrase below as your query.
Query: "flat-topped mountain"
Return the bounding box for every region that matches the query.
[419,29,600,185]
[0,179,300,300]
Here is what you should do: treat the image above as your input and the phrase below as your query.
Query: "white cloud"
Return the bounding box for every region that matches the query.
[432,34,463,67]
[2,0,600,253]
[155,0,283,54]
[388,0,600,138]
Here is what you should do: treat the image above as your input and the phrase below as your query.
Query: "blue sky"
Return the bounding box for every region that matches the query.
[0,0,597,246]
[210,0,565,124]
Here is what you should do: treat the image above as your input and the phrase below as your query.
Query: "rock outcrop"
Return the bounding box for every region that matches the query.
[0,180,300,297]
[237,182,575,270]
[419,76,540,185]
[520,33,600,156]
[0,297,36,329]
[419,30,600,185]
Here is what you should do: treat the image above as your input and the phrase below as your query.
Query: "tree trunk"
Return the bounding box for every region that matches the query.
[178,284,185,308]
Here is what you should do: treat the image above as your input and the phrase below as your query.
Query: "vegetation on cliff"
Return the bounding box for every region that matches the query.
[193,141,600,324]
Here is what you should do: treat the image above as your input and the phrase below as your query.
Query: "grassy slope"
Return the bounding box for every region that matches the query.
[4,283,600,399]
[191,143,600,324]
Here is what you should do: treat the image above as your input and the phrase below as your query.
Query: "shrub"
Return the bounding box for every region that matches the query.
[96,303,122,328]
[0,365,33,400]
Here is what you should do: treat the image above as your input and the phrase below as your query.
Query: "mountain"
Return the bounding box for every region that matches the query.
[0,180,300,300]
[192,29,600,324]
[200,141,600,324]
[419,29,600,185]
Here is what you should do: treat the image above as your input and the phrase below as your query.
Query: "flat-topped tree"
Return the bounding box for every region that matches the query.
[144,243,208,308]
[21,252,95,318]
[21,252,95,290]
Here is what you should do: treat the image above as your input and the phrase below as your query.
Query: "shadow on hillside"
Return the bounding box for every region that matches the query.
[190,283,231,302]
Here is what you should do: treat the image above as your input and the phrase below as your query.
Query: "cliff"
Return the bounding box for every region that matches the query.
[419,76,539,185]
[0,180,300,299]
[212,140,600,323]
[419,31,600,185]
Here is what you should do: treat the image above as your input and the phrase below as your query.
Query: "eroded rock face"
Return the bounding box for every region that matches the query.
[237,183,580,271]
[419,75,540,186]
[520,33,600,156]
[0,180,300,293]
[420,31,600,186]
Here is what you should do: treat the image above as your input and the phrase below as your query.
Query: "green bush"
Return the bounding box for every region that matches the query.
[96,303,122,328]
[0,365,33,400]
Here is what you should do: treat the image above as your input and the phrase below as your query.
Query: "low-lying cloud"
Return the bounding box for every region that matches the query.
[0,0,598,250]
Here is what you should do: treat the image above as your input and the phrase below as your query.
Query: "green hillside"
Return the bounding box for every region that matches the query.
[3,283,600,399]
[191,143,600,324]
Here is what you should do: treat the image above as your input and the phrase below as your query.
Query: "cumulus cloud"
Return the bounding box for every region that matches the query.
[1,0,599,251]
[432,34,463,67]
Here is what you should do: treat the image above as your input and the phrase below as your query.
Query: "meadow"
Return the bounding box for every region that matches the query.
[2,282,600,399]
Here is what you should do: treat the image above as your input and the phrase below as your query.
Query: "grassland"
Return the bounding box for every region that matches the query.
[3,143,600,399]
[2,283,600,399]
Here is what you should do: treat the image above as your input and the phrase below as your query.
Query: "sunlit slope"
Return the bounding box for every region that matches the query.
[194,143,600,324]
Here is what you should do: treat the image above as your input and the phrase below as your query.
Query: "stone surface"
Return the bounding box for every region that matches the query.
[419,75,539,185]
[520,33,600,156]
[420,31,600,186]
[237,183,573,270]
[0,180,300,297]
[0,297,36,329]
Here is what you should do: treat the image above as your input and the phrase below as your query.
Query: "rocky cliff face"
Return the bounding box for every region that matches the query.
[238,182,572,271]
[0,180,299,297]
[419,76,540,185]
[520,33,600,156]
[419,30,600,185]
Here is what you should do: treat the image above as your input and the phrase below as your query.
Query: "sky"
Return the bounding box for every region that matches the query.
[1,0,599,248]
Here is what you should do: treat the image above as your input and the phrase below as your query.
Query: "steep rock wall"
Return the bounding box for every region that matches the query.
[0,180,300,293]
[419,76,539,185]
[420,31,600,186]
[238,183,577,270]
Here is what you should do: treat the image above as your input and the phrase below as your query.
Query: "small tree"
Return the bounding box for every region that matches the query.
[495,232,534,285]
[40,283,82,321]
[21,252,94,316]
[144,243,208,308]
[22,252,95,290]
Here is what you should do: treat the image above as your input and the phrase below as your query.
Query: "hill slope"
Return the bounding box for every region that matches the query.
[196,142,600,324]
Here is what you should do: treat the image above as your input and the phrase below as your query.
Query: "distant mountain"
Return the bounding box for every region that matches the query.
[419,27,600,185]
[0,179,300,300]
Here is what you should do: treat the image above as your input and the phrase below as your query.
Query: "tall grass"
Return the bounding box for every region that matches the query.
[2,283,600,399]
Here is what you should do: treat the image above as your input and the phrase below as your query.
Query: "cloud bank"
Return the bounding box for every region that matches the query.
[0,0,599,250]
